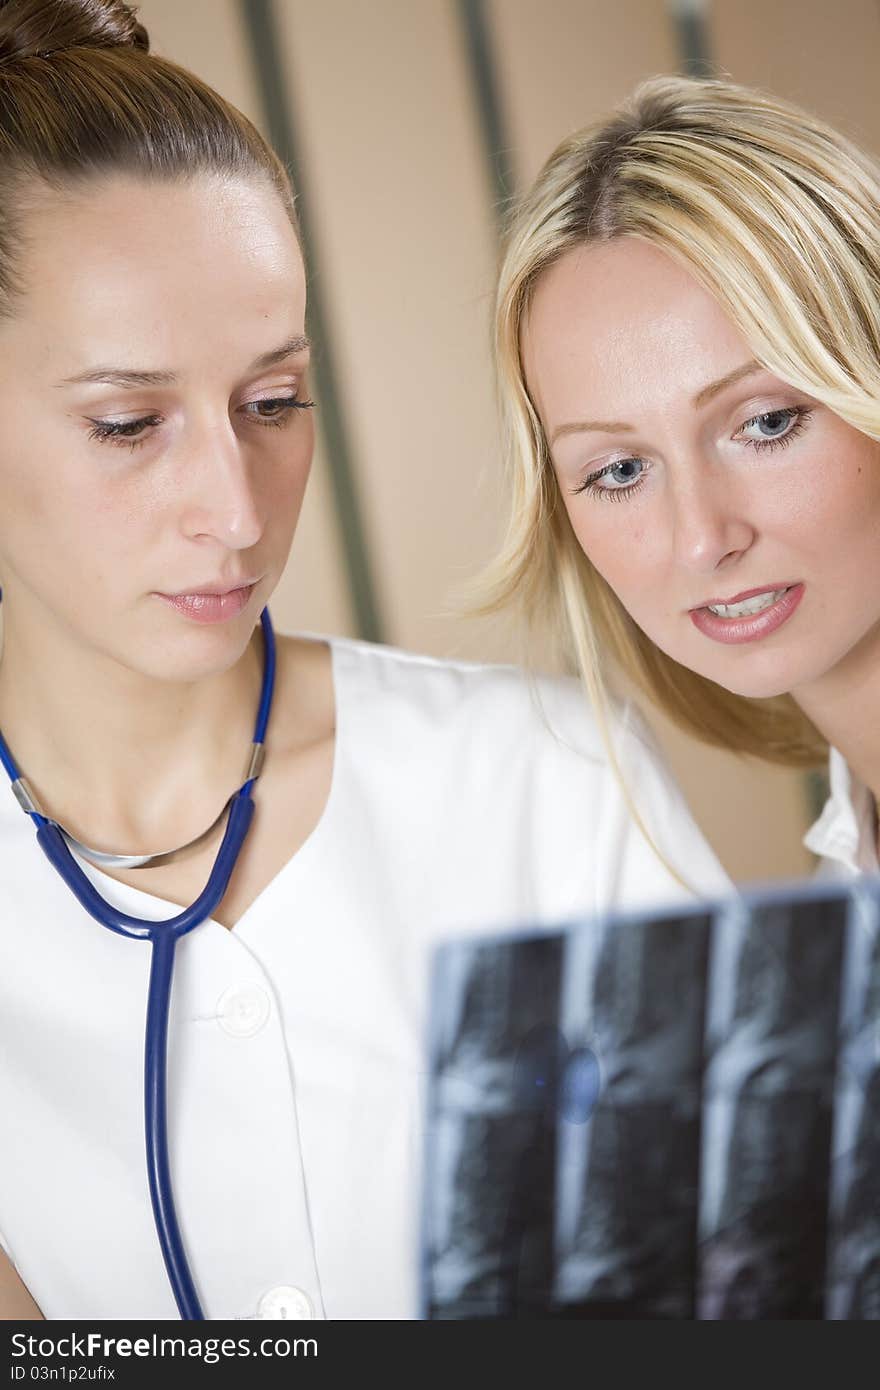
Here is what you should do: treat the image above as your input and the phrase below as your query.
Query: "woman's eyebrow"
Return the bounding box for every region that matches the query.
[549,359,764,445]
[692,358,763,408]
[55,334,311,389]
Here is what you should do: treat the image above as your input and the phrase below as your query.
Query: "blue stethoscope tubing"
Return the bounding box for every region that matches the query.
[0,604,276,1320]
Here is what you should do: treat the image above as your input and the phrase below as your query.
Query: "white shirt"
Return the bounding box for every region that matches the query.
[0,637,729,1320]
[803,747,880,878]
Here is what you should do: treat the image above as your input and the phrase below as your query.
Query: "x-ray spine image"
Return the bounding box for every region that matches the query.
[696,892,847,1319]
[552,912,710,1319]
[422,882,876,1319]
[423,932,565,1317]
[423,911,711,1318]
[825,888,880,1319]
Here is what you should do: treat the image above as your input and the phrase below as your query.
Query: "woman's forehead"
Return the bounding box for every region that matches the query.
[0,174,306,376]
[523,239,753,414]
[527,239,711,339]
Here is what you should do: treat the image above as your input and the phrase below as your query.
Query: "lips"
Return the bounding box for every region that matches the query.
[155,582,257,625]
[688,582,804,645]
[691,583,795,610]
[160,579,259,598]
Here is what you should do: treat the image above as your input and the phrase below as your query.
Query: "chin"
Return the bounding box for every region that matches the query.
[713,675,793,700]
[125,618,258,683]
[696,657,807,701]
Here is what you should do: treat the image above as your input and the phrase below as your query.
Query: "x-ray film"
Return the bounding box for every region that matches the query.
[421,880,880,1319]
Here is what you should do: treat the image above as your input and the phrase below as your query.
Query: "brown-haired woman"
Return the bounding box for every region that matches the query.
[0,3,727,1319]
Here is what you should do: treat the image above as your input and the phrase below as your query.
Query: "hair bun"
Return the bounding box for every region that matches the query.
[0,0,149,66]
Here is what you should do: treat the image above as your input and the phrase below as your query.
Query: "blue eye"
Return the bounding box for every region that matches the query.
[739,406,811,450]
[572,456,648,501]
[601,458,645,488]
[570,405,813,503]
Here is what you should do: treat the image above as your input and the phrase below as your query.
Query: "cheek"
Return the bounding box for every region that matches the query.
[253,425,313,551]
[290,419,314,486]
[763,448,880,562]
[274,419,314,500]
[0,448,118,560]
[828,462,880,546]
[565,498,655,594]
[80,464,172,553]
[0,464,129,613]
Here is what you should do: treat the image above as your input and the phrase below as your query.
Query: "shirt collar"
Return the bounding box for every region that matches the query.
[802,746,879,875]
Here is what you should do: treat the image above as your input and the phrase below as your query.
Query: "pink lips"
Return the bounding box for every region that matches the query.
[155,584,256,624]
[689,583,804,645]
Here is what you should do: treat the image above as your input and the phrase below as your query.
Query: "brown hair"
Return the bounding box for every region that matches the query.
[0,0,296,311]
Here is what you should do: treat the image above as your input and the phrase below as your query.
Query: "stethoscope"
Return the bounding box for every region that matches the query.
[0,595,276,1319]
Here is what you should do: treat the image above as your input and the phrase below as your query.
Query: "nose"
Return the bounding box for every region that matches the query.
[177,420,264,551]
[669,466,756,574]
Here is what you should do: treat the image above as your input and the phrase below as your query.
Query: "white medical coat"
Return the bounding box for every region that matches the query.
[0,637,729,1319]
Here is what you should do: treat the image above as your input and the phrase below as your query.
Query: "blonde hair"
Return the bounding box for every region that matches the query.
[486,73,880,775]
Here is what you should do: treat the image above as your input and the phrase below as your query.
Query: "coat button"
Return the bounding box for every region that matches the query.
[256,1285,314,1319]
[216,983,271,1037]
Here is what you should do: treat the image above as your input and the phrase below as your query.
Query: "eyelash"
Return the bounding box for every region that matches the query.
[570,405,814,503]
[86,396,316,451]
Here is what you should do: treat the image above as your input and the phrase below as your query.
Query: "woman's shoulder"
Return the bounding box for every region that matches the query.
[305,633,728,906]
[288,630,656,769]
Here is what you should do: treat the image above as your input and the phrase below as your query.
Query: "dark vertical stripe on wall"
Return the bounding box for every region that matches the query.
[456,0,516,227]
[668,0,715,77]
[239,0,384,643]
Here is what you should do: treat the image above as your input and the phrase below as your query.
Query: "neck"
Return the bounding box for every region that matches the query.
[0,602,263,853]
[792,624,880,803]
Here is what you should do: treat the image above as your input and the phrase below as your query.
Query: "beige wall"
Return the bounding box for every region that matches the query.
[489,0,680,185]
[712,0,880,154]
[271,0,503,658]
[134,0,876,884]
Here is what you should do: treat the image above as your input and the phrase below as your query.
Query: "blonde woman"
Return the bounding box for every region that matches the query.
[490,74,880,879]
